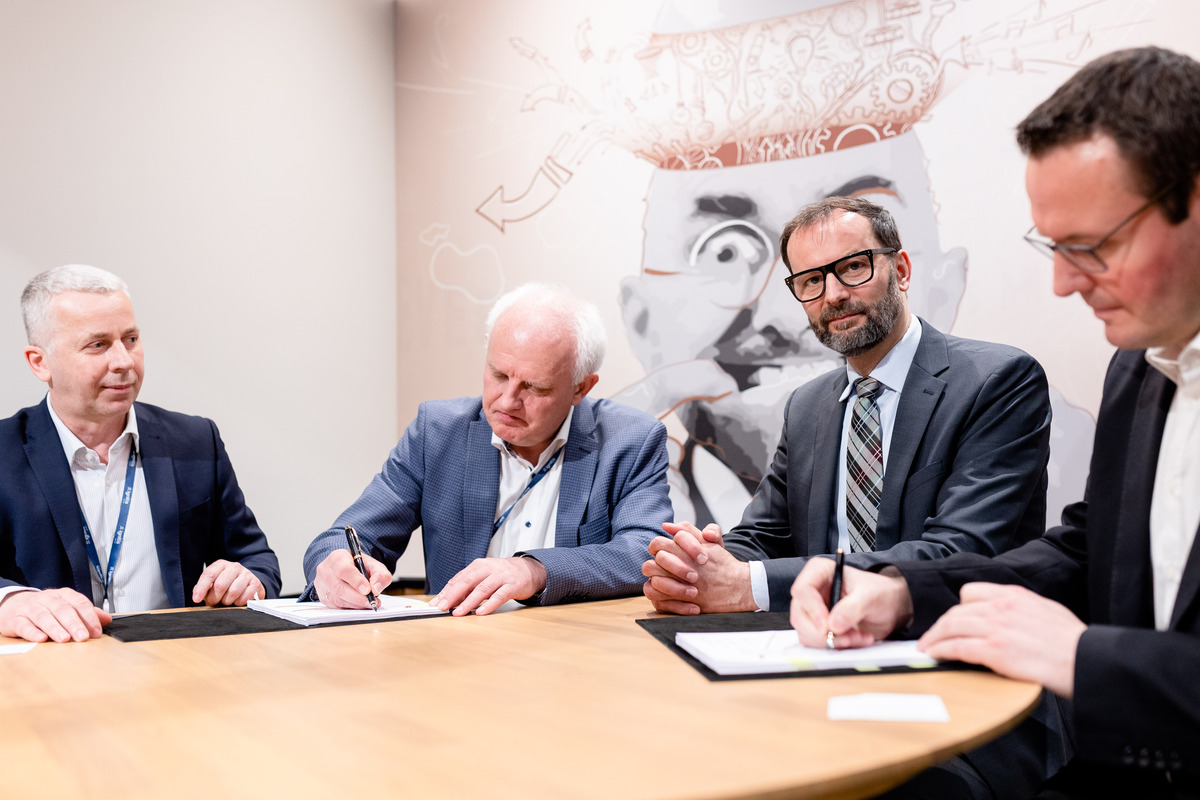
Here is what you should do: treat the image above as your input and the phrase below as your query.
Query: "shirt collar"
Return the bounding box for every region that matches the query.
[839,315,923,401]
[490,405,574,470]
[46,395,140,465]
[1147,328,1200,391]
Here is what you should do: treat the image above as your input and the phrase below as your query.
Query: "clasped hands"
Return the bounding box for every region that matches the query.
[314,550,546,617]
[641,522,756,614]
[0,559,264,643]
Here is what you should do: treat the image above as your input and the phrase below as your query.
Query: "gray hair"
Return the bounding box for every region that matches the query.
[484,283,607,383]
[21,264,130,347]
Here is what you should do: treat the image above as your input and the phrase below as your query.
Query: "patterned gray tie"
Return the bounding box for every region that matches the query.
[846,376,883,553]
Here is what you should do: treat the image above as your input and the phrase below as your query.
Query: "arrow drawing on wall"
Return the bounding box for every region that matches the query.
[476,155,574,232]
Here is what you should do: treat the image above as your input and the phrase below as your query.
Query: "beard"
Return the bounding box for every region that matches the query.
[810,268,905,357]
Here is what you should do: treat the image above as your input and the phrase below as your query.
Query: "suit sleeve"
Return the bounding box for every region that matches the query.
[892,499,1091,634]
[1073,625,1200,774]
[522,420,673,605]
[301,404,428,599]
[209,421,283,598]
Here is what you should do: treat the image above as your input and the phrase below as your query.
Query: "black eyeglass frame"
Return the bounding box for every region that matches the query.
[1023,183,1177,274]
[783,248,897,304]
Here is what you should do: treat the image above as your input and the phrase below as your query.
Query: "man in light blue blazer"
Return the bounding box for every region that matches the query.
[304,283,672,616]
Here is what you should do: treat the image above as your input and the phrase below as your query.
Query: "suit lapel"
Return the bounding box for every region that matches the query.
[874,323,948,551]
[1125,368,1200,631]
[556,402,599,547]
[808,375,847,556]
[1110,371,1169,627]
[23,400,93,596]
[464,415,501,562]
[136,405,186,608]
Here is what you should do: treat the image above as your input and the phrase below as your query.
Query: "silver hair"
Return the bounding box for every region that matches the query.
[484,283,607,383]
[21,264,130,347]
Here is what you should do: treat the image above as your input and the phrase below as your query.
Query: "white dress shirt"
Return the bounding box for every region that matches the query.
[46,399,168,613]
[487,407,573,559]
[749,316,923,611]
[1147,331,1200,630]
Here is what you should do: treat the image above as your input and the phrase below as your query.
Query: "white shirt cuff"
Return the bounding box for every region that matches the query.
[0,586,38,607]
[749,561,770,612]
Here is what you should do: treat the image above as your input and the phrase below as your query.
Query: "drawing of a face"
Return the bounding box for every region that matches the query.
[620,132,966,492]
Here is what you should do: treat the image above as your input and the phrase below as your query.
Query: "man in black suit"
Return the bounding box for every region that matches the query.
[641,196,1052,616]
[792,47,1200,798]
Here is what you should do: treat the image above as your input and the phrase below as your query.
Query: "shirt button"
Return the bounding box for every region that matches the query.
[116,589,126,598]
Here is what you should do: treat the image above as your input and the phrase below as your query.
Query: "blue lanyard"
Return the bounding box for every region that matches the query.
[493,448,562,534]
[81,441,138,610]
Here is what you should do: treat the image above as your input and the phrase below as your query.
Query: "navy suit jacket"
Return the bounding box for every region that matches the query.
[0,399,281,606]
[896,350,1200,795]
[724,320,1051,610]
[302,396,673,604]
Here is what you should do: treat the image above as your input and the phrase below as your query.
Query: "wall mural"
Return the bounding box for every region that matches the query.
[401,0,1156,533]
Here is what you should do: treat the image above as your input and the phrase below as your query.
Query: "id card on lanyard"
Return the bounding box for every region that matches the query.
[81,442,138,612]
[493,448,562,534]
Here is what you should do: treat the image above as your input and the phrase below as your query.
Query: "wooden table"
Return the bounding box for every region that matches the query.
[0,596,1039,800]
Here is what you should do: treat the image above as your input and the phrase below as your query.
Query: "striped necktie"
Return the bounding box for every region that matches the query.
[846,376,883,552]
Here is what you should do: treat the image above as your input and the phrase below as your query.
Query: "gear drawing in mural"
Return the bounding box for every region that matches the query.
[474,0,1129,233]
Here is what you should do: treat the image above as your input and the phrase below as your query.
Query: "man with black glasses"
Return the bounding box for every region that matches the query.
[791,46,1200,799]
[643,196,1053,618]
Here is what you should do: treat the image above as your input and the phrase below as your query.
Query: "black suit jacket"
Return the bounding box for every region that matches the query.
[724,320,1051,610]
[897,349,1200,795]
[0,399,281,606]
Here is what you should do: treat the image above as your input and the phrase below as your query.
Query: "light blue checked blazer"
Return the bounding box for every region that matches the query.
[302,396,671,604]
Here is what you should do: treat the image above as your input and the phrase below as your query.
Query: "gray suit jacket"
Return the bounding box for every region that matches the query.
[723,320,1051,610]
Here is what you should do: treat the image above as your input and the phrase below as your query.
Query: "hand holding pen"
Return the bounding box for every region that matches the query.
[344,525,379,611]
[825,548,845,650]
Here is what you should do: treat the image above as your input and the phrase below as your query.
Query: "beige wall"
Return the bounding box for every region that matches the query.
[0,0,399,594]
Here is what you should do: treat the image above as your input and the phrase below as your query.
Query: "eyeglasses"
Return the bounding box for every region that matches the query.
[1023,183,1175,274]
[783,248,896,303]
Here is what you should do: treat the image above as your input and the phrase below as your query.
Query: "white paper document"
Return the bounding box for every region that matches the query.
[827,693,950,722]
[674,629,937,675]
[248,596,448,626]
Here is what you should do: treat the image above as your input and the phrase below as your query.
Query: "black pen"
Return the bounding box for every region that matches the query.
[344,525,379,611]
[826,548,845,650]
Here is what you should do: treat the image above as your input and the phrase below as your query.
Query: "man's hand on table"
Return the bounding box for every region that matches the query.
[191,559,266,607]
[0,588,110,643]
[432,556,547,616]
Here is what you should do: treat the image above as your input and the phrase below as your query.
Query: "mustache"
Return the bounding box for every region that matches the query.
[819,300,870,326]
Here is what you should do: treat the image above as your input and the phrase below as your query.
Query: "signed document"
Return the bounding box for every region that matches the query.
[248,596,448,626]
[675,630,937,676]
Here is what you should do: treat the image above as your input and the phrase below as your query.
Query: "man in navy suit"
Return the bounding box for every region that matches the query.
[792,47,1200,797]
[640,196,1052,616]
[0,265,280,643]
[304,283,672,617]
